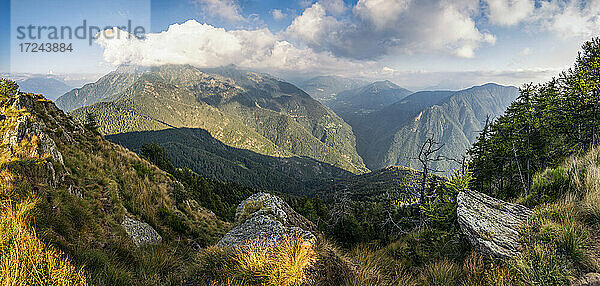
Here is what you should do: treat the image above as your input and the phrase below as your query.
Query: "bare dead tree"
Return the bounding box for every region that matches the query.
[416,137,445,228]
[381,191,413,239]
[329,189,352,226]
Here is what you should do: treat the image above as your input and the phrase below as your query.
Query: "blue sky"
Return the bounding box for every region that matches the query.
[1,0,598,90]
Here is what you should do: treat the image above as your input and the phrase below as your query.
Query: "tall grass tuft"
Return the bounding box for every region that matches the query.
[418,259,462,286]
[346,244,398,286]
[198,237,316,286]
[462,251,485,286]
[510,244,573,285]
[0,200,88,285]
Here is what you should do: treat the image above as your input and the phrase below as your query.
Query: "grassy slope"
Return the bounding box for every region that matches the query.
[0,91,230,285]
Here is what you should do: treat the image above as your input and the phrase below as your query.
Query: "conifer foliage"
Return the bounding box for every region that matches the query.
[469,38,600,200]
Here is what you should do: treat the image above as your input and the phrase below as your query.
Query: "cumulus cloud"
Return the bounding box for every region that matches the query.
[95,20,367,73]
[484,0,535,26]
[538,0,600,37]
[195,0,244,22]
[320,0,347,15]
[286,0,496,59]
[286,3,346,46]
[484,0,600,37]
[353,0,411,29]
[271,9,286,20]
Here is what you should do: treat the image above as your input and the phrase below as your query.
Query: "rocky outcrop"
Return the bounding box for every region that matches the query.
[1,95,71,188]
[218,192,316,247]
[3,116,64,165]
[122,215,162,247]
[457,190,533,259]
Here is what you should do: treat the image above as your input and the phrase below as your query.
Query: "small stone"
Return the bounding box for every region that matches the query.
[122,215,162,247]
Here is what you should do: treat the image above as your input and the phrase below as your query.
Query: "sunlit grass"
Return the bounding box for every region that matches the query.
[198,237,316,286]
[0,199,88,285]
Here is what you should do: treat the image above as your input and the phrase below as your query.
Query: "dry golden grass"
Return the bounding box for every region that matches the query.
[198,237,316,286]
[235,238,316,286]
[346,244,400,286]
[0,200,87,285]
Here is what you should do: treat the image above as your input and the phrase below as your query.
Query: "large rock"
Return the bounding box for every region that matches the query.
[218,192,316,247]
[122,215,162,247]
[457,190,533,259]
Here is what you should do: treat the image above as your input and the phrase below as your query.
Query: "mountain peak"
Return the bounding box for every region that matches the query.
[367,80,400,89]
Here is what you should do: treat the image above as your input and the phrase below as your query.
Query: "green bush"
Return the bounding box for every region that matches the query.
[385,228,468,269]
[0,79,18,99]
[422,165,473,229]
[525,166,571,207]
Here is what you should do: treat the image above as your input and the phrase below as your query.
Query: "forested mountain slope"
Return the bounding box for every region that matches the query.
[470,38,600,200]
[62,65,367,175]
[107,128,352,195]
[356,84,518,172]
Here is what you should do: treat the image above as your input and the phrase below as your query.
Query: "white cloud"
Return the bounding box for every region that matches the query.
[95,20,367,73]
[195,0,244,22]
[298,0,312,8]
[286,0,496,59]
[432,4,496,58]
[381,66,397,75]
[354,0,411,29]
[539,0,600,37]
[271,9,286,20]
[519,47,531,56]
[92,0,586,89]
[484,0,535,26]
[320,0,347,15]
[484,0,600,38]
[286,3,344,45]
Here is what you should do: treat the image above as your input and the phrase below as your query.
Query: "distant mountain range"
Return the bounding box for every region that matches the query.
[57,65,517,190]
[353,83,519,172]
[57,65,368,194]
[327,80,412,125]
[17,77,73,101]
[297,76,369,104]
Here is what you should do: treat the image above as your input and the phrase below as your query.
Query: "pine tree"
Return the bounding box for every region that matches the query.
[469,37,600,200]
[84,112,100,134]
